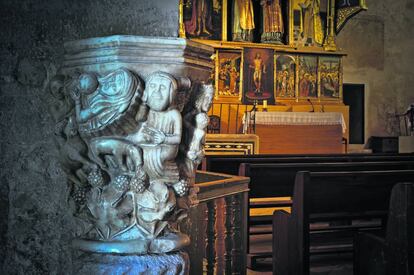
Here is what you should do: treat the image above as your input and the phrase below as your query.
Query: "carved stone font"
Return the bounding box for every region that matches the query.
[49,68,213,255]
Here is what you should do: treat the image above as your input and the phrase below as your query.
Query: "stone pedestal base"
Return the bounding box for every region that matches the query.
[74,252,189,275]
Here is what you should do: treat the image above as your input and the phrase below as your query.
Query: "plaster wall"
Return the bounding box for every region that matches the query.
[0,0,178,273]
[337,0,414,141]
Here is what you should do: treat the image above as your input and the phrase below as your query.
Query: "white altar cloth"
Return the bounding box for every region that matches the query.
[243,112,346,133]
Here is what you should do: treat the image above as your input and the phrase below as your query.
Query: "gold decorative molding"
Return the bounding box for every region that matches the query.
[336,4,367,33]
[179,0,186,38]
[205,134,259,155]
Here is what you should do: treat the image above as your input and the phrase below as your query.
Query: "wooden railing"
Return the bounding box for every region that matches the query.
[182,171,249,275]
[208,103,254,134]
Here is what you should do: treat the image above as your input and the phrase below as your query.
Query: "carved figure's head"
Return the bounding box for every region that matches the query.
[136,180,176,224]
[78,73,98,95]
[143,72,178,112]
[49,75,65,100]
[195,84,214,113]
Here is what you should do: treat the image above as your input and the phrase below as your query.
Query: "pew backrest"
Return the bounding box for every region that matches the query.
[238,161,414,199]
[288,170,414,274]
[203,153,414,176]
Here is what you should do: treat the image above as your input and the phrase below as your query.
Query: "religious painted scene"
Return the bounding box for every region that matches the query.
[1,0,414,275]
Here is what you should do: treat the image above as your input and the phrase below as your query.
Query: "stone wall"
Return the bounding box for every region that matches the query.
[0,0,178,273]
[337,0,414,140]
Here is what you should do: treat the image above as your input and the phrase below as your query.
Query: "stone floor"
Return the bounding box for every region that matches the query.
[247,233,353,275]
[247,262,353,275]
[247,265,353,275]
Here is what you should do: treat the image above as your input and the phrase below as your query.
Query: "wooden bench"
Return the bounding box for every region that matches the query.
[354,182,414,275]
[203,153,414,176]
[272,170,414,275]
[240,161,414,208]
[238,161,414,268]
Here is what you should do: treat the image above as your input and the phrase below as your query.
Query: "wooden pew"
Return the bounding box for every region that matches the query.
[240,161,414,205]
[272,170,414,275]
[203,153,414,176]
[239,161,414,268]
[354,182,414,275]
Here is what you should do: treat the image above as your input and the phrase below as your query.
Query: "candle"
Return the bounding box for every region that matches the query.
[263,100,268,109]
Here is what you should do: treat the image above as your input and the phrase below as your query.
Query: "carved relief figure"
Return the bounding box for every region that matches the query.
[70,69,142,136]
[180,84,214,178]
[49,75,96,202]
[261,0,284,44]
[233,0,255,42]
[299,0,324,46]
[127,72,183,183]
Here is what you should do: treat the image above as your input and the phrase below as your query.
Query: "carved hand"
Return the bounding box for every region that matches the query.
[153,130,166,145]
[70,88,81,102]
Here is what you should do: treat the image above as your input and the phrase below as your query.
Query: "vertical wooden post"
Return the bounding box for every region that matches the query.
[225,196,234,274]
[206,200,217,275]
[231,192,248,275]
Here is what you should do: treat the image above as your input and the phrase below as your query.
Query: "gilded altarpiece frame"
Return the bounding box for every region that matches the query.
[274,53,297,99]
[318,56,342,100]
[215,49,243,102]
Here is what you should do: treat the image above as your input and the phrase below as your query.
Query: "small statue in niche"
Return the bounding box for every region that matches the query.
[184,0,214,37]
[260,0,284,44]
[299,0,324,46]
[232,0,255,42]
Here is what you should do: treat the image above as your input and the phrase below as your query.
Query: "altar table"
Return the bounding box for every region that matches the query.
[244,112,346,154]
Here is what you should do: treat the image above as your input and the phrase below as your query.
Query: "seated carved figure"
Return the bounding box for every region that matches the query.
[127,72,183,183]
